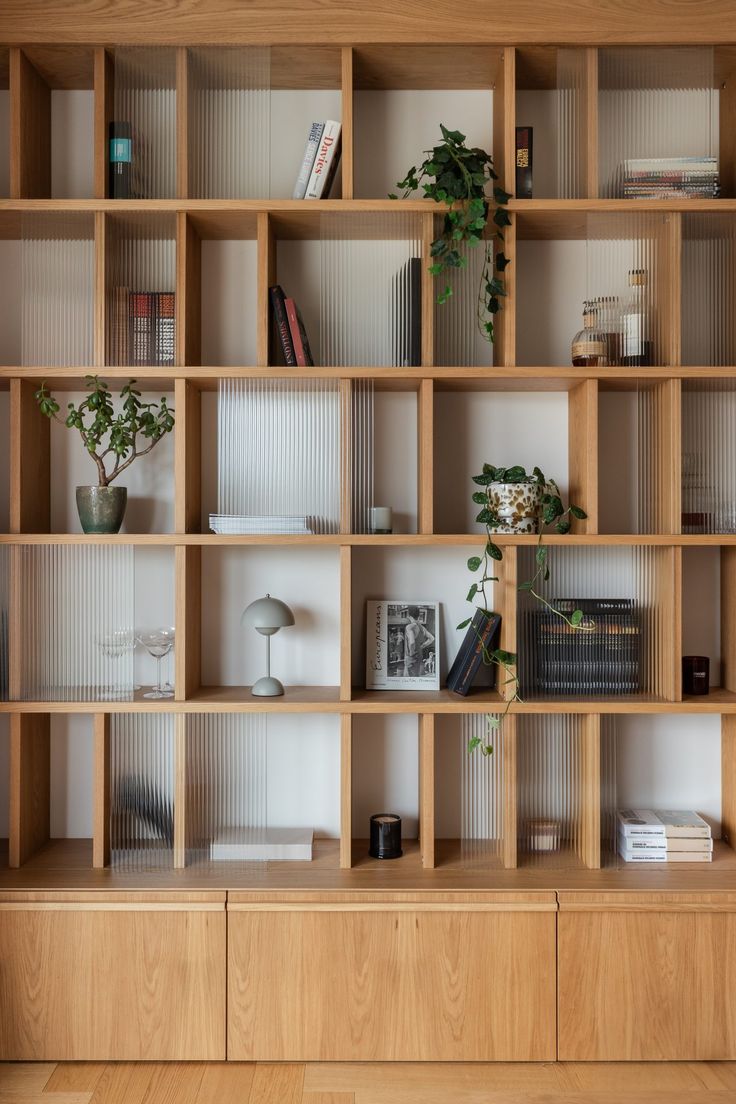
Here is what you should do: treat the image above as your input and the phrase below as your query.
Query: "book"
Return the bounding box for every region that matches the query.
[305,120,342,199]
[209,514,314,535]
[618,845,713,863]
[128,291,176,366]
[130,291,153,366]
[155,292,175,367]
[109,121,133,199]
[210,827,313,862]
[293,122,325,199]
[284,297,315,367]
[366,601,440,691]
[617,831,713,852]
[269,284,297,366]
[392,258,422,367]
[530,598,641,696]
[621,156,719,199]
[446,609,502,696]
[617,809,711,839]
[515,126,533,199]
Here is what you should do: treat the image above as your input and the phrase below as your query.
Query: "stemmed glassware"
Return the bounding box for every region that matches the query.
[160,625,176,693]
[137,628,175,699]
[96,629,136,699]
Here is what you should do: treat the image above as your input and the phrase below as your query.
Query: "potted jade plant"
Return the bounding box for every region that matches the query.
[35,376,175,534]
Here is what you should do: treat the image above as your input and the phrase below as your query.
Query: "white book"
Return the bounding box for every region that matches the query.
[617,831,713,852]
[292,121,325,199]
[210,827,313,862]
[305,120,342,199]
[617,809,711,839]
[618,844,713,863]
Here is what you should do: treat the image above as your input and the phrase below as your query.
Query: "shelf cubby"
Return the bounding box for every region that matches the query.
[351,712,420,846]
[681,214,736,366]
[681,545,721,688]
[681,380,736,534]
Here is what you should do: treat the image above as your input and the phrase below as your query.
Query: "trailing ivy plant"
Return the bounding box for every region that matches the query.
[36,376,175,487]
[460,465,589,755]
[390,124,511,343]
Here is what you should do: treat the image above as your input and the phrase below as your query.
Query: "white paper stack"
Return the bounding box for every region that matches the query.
[209,514,314,535]
[617,809,713,863]
[210,827,314,862]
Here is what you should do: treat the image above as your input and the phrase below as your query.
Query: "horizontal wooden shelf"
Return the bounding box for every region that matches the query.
[1,532,736,547]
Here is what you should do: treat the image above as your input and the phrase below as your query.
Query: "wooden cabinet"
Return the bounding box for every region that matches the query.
[0,894,227,1060]
[227,893,557,1061]
[558,893,736,1061]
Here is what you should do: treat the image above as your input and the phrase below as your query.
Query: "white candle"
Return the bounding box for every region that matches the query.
[370,506,392,533]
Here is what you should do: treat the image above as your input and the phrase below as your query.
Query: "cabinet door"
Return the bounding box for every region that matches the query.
[0,898,226,1060]
[559,894,736,1060]
[228,899,557,1061]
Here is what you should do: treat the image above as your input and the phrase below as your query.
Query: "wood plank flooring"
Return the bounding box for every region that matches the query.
[2,1062,736,1104]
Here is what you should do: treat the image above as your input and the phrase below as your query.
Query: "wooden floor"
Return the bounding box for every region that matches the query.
[2,1062,736,1103]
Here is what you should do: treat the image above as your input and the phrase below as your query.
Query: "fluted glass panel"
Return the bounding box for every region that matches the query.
[460,713,504,867]
[0,546,8,701]
[600,713,618,863]
[518,713,582,867]
[598,47,717,199]
[682,381,736,533]
[320,213,421,367]
[113,48,177,199]
[22,214,94,367]
[348,379,375,534]
[433,237,492,367]
[517,545,663,699]
[110,712,174,869]
[556,48,586,199]
[106,213,176,367]
[188,47,270,199]
[682,214,736,367]
[16,544,134,701]
[185,713,267,866]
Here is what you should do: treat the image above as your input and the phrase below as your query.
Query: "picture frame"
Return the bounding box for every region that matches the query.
[365,600,440,691]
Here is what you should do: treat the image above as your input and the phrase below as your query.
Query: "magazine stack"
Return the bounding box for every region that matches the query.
[617,809,713,863]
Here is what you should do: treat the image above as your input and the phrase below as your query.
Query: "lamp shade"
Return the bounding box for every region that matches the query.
[241,594,295,634]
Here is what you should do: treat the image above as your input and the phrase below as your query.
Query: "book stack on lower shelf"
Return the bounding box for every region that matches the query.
[111,287,176,366]
[617,809,713,863]
[622,156,719,199]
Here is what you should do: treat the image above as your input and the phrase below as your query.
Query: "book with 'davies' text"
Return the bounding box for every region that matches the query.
[305,120,342,199]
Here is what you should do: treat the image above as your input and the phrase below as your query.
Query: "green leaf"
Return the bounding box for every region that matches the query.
[555,518,572,535]
[456,618,471,630]
[471,490,487,505]
[536,545,548,565]
[487,542,503,561]
[466,583,478,602]
[518,580,533,591]
[569,505,588,520]
[467,556,482,572]
[570,609,584,627]
[467,736,482,753]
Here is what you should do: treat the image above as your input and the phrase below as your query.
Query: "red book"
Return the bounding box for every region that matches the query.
[284,297,314,367]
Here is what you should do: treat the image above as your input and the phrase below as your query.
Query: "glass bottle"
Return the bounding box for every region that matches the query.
[571,300,609,368]
[621,268,653,366]
[596,295,621,366]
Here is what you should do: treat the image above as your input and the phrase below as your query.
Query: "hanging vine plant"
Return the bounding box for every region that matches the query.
[390,124,511,343]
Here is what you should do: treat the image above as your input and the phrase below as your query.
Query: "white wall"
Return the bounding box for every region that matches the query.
[267,713,341,837]
[517,239,586,366]
[50,714,94,838]
[51,91,94,199]
[200,241,259,365]
[353,714,419,840]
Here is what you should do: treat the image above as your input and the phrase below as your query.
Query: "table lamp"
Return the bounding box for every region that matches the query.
[241,594,295,697]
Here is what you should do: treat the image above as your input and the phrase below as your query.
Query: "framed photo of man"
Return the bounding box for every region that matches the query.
[365,600,440,691]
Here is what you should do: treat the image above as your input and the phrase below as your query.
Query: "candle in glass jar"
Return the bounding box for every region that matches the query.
[370,506,393,534]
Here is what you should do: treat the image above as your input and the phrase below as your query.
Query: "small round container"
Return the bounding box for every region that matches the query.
[683,655,710,696]
[527,817,560,853]
[369,813,402,859]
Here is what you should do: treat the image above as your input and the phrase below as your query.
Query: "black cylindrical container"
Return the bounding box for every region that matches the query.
[683,655,710,695]
[369,813,402,859]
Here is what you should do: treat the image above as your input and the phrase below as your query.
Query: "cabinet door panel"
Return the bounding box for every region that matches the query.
[559,910,736,1060]
[228,907,556,1061]
[0,905,226,1060]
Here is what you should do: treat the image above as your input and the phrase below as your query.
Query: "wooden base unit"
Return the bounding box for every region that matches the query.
[0,895,227,1061]
[558,893,736,1061]
[227,894,557,1061]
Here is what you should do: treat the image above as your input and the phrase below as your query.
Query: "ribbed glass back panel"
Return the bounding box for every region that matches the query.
[188,47,270,199]
[22,214,94,367]
[433,238,492,367]
[586,212,667,367]
[0,546,8,701]
[17,544,134,701]
[460,714,504,866]
[600,713,618,863]
[320,214,421,367]
[106,213,177,367]
[598,47,716,199]
[349,379,375,534]
[682,381,736,533]
[517,545,661,698]
[110,712,174,869]
[185,713,267,865]
[556,48,587,199]
[113,48,177,199]
[518,713,582,866]
[636,382,673,535]
[682,214,736,366]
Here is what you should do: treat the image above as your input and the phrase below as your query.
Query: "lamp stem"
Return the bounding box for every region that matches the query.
[266,634,271,679]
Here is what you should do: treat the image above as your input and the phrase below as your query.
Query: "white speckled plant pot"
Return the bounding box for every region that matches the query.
[487,481,544,534]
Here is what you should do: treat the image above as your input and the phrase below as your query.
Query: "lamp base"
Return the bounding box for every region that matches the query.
[251,675,285,697]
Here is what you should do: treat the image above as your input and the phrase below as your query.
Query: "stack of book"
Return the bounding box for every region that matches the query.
[269,285,315,366]
[622,157,719,199]
[529,598,640,696]
[617,809,713,863]
[446,609,502,696]
[111,288,176,366]
[209,514,315,535]
[293,120,342,199]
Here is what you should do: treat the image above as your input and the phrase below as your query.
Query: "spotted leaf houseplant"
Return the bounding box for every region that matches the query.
[36,376,175,534]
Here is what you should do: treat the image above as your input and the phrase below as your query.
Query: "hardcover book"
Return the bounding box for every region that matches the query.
[305,120,342,199]
[269,284,297,366]
[285,296,315,366]
[515,126,533,199]
[617,809,711,838]
[366,601,440,691]
[293,122,325,199]
[617,831,712,852]
[391,258,422,367]
[446,608,502,696]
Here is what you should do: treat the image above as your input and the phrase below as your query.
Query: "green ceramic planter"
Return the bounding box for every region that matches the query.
[75,485,127,534]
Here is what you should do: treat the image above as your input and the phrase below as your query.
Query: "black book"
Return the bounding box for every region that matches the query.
[392,258,422,367]
[110,121,133,199]
[515,125,533,199]
[447,608,502,696]
[269,284,297,367]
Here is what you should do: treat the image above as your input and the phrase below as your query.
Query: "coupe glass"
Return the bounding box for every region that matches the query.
[96,629,136,699]
[160,625,175,692]
[137,629,175,699]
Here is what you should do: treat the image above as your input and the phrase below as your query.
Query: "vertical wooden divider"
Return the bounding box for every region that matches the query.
[93,48,113,199]
[10,379,50,534]
[420,213,435,369]
[339,379,353,534]
[721,547,736,694]
[717,49,736,201]
[340,713,352,868]
[568,378,598,533]
[176,47,189,199]
[419,713,435,869]
[340,47,354,199]
[175,545,201,700]
[174,379,202,534]
[339,545,352,701]
[654,378,682,534]
[658,545,682,702]
[582,47,598,198]
[93,713,110,868]
[579,713,601,869]
[498,547,518,701]
[174,713,188,868]
[10,48,51,198]
[661,213,682,367]
[94,211,107,367]
[256,212,275,367]
[176,212,202,367]
[9,713,50,868]
[721,714,736,848]
[418,379,434,534]
[502,712,517,868]
[492,47,516,367]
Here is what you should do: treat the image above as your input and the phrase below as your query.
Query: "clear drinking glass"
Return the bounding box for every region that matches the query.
[96,628,136,699]
[137,629,175,699]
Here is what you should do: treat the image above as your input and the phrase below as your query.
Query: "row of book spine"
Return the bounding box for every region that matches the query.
[269,285,315,367]
[446,608,502,696]
[110,289,175,367]
[292,121,343,199]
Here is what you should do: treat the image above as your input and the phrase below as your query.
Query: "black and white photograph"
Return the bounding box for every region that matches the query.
[366,600,440,691]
